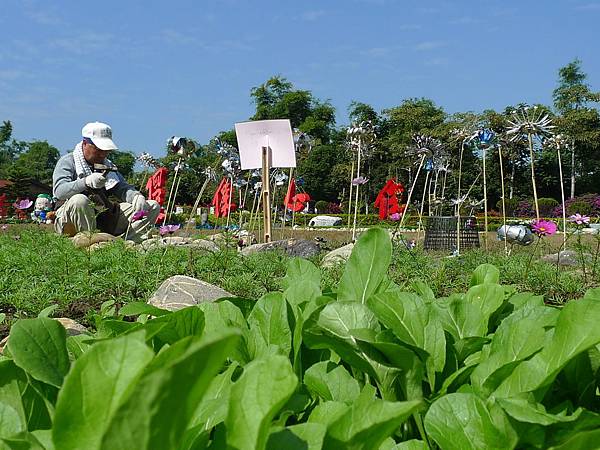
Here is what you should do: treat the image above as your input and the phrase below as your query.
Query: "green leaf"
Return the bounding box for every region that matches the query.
[65,335,91,360]
[548,429,600,450]
[495,295,600,398]
[338,228,392,304]
[247,292,292,359]
[118,302,170,317]
[470,264,500,286]
[144,306,205,346]
[0,313,6,324]
[432,295,487,341]
[37,305,58,318]
[304,361,360,403]
[197,302,250,364]
[324,391,422,450]
[471,306,550,395]
[308,401,348,427]
[303,302,382,379]
[391,440,428,450]
[282,258,321,291]
[266,423,326,450]
[226,354,298,450]
[100,329,240,450]
[52,331,154,450]
[188,363,238,433]
[464,283,506,329]
[425,393,517,450]
[7,318,70,388]
[0,431,46,450]
[0,360,53,436]
[497,397,582,426]
[367,292,445,388]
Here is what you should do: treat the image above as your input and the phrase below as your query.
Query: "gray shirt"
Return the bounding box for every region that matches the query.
[52,152,139,203]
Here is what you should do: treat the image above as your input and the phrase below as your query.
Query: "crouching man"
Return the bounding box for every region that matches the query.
[52,121,160,241]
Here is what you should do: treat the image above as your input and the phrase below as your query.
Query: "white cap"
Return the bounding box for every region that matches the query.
[82,122,118,151]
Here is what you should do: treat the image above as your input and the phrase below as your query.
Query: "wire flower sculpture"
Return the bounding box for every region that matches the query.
[468,128,497,249]
[506,105,555,220]
[545,133,573,247]
[346,120,377,240]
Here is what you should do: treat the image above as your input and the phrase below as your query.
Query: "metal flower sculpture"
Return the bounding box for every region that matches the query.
[346,120,377,240]
[546,133,572,248]
[469,128,497,249]
[506,105,555,220]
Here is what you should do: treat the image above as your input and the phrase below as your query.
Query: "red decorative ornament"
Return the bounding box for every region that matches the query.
[212,178,237,218]
[284,179,310,212]
[374,179,405,220]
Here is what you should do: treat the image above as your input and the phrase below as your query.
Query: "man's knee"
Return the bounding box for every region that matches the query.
[68,193,93,210]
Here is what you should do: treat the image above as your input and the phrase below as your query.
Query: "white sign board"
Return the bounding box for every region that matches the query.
[235,119,296,170]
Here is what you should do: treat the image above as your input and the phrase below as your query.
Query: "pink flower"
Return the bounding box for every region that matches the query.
[351,176,368,186]
[531,219,557,237]
[13,199,33,210]
[569,213,590,225]
[132,210,148,221]
[159,224,180,236]
[390,212,401,221]
[1,224,8,231]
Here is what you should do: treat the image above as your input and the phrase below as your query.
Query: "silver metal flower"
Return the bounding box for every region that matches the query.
[346,120,376,156]
[136,152,157,167]
[506,105,555,141]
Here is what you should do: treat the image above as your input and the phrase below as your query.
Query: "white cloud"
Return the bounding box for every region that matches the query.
[575,2,600,10]
[301,10,326,21]
[414,41,446,51]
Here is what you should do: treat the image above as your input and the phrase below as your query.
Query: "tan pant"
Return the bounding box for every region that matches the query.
[54,193,161,242]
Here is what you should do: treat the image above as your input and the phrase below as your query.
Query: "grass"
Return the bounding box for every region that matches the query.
[1,226,599,337]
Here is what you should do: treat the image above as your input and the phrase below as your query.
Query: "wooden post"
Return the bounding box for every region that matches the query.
[261,146,272,243]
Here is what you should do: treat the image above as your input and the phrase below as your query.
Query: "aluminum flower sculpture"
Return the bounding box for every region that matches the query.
[506,105,555,220]
[136,152,158,168]
[168,136,196,158]
[546,133,573,247]
[468,128,497,249]
[346,120,377,240]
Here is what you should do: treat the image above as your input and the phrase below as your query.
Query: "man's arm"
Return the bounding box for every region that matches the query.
[109,172,141,203]
[53,154,87,200]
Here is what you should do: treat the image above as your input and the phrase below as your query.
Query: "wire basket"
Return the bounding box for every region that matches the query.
[423,216,479,251]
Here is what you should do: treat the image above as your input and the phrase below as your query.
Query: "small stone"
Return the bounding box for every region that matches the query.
[241,238,320,258]
[541,250,592,266]
[72,232,117,248]
[55,317,88,335]
[148,275,233,311]
[308,215,343,227]
[322,243,354,268]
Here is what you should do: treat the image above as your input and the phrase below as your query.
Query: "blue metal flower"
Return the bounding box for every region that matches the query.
[476,129,495,147]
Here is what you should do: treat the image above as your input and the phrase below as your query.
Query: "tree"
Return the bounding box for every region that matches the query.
[109,150,136,181]
[250,76,336,143]
[11,141,60,185]
[552,59,600,197]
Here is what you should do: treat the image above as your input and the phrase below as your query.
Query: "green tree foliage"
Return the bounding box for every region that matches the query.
[108,150,136,181]
[10,141,60,185]
[552,59,600,197]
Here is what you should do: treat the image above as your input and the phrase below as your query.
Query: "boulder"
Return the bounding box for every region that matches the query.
[541,250,592,266]
[71,232,117,248]
[241,238,321,258]
[322,243,354,268]
[308,215,343,227]
[147,275,233,311]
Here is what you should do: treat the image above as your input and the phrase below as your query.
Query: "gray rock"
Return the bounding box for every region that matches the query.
[241,238,321,258]
[140,237,218,252]
[72,232,117,248]
[541,250,592,266]
[55,317,88,336]
[148,275,233,311]
[322,243,354,268]
[308,215,343,227]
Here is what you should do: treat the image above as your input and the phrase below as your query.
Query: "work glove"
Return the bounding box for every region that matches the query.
[131,193,147,213]
[85,173,106,189]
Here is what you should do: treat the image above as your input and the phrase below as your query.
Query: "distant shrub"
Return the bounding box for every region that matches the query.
[538,198,560,217]
[496,198,520,216]
[326,202,343,214]
[515,200,535,218]
[315,200,329,213]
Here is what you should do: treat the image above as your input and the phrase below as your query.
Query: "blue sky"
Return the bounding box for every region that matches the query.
[1,0,599,157]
